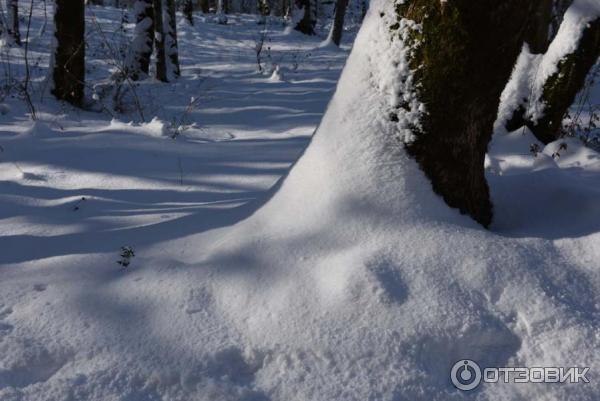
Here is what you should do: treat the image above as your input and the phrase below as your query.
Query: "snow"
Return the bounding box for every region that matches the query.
[1,2,600,401]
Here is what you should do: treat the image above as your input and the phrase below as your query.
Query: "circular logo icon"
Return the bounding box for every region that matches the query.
[451,359,482,391]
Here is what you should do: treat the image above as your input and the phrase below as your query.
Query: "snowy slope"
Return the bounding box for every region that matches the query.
[1,2,600,401]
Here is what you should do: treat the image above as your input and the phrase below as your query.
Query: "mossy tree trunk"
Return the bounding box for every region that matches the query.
[52,0,85,106]
[398,0,537,227]
[329,0,349,46]
[529,18,600,144]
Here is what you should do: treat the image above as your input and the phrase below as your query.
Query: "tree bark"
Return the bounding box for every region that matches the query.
[52,0,85,106]
[153,0,168,82]
[183,0,194,23]
[294,0,315,35]
[7,0,21,45]
[329,0,348,46]
[529,18,600,144]
[128,0,154,79]
[165,0,180,77]
[397,0,537,227]
[199,0,209,13]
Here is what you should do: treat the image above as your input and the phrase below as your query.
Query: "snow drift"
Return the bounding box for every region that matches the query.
[2,1,600,401]
[195,2,600,400]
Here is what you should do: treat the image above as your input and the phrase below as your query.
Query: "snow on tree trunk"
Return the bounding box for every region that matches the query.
[127,0,154,80]
[153,0,168,82]
[294,0,315,35]
[529,18,600,143]
[328,0,349,46]
[165,0,180,78]
[396,0,536,227]
[7,0,21,45]
[52,0,85,106]
[503,0,600,144]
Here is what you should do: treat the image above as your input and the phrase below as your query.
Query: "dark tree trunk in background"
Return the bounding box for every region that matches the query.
[360,0,367,21]
[153,0,168,82]
[128,0,154,79]
[165,0,181,77]
[529,19,600,144]
[52,0,85,106]
[329,0,348,46]
[199,0,209,13]
[294,0,315,35]
[256,0,271,17]
[397,0,537,227]
[183,0,194,23]
[7,0,21,45]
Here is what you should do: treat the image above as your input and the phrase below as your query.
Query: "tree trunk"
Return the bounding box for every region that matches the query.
[165,0,180,77]
[529,18,600,144]
[258,0,270,16]
[127,0,154,80]
[153,0,168,82]
[360,0,367,22]
[199,0,209,13]
[294,0,315,35]
[329,0,348,46]
[52,0,85,106]
[7,0,21,45]
[525,0,554,54]
[183,0,194,24]
[397,0,537,227]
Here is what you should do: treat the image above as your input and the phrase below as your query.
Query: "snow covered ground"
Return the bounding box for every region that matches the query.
[1,2,600,401]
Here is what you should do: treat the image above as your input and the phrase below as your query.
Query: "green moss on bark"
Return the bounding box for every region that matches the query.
[532,18,600,144]
[393,0,536,227]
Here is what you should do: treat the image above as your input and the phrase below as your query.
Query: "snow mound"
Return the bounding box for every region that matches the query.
[194,2,600,400]
[1,3,599,401]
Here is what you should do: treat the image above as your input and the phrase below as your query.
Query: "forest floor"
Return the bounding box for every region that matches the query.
[2,3,600,401]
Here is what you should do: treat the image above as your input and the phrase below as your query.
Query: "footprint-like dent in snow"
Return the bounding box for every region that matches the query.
[205,346,264,386]
[365,259,409,305]
[0,306,13,320]
[0,340,71,389]
[184,287,213,315]
[33,284,47,292]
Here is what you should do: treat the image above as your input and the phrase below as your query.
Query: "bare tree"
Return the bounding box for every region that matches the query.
[7,0,21,45]
[294,0,315,35]
[126,0,154,80]
[153,0,167,82]
[183,0,194,23]
[165,0,181,77]
[199,0,209,13]
[52,0,85,106]
[328,0,348,46]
